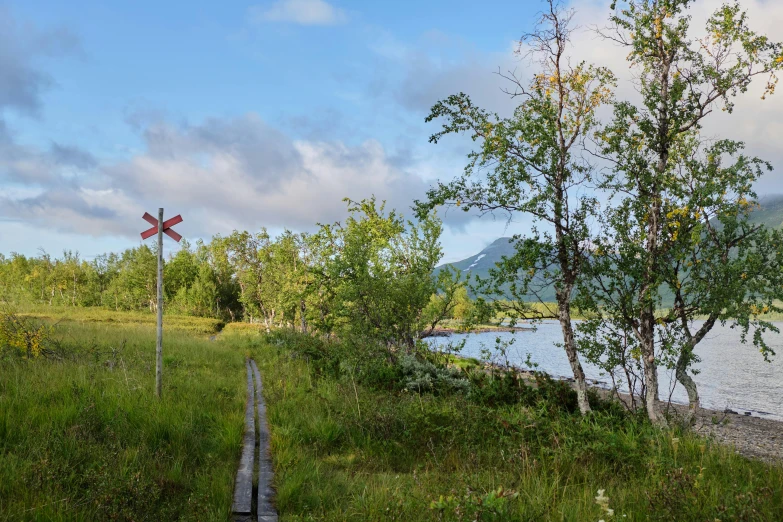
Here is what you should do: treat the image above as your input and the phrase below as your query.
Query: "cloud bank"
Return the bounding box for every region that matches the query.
[1,113,451,238]
[565,0,783,193]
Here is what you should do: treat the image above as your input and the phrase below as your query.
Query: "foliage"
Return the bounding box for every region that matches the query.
[398,354,470,395]
[0,309,54,358]
[0,240,242,321]
[576,0,783,423]
[429,486,519,521]
[417,1,615,414]
[313,197,453,353]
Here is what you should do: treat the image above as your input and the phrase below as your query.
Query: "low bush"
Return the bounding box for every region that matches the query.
[0,309,55,358]
[399,354,470,395]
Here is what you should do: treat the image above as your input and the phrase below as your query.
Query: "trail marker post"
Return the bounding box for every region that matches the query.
[140,209,183,398]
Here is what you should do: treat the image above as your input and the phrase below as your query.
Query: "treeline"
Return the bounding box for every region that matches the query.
[0,242,240,319]
[0,198,476,346]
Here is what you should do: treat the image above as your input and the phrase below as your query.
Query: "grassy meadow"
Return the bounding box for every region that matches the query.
[14,303,226,335]
[2,307,783,521]
[0,311,245,521]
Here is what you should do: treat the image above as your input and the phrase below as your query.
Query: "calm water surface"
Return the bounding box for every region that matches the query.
[427,321,783,421]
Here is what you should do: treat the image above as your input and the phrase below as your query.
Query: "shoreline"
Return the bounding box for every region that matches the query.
[449,357,783,464]
[421,325,533,337]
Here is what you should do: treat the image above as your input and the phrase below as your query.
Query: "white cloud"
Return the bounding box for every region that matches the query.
[369,1,783,196]
[366,29,522,118]
[0,113,450,239]
[249,0,347,26]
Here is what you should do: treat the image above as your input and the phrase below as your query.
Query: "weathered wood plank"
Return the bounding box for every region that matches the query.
[250,359,278,521]
[232,360,256,516]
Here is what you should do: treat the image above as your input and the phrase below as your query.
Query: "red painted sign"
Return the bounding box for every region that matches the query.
[140,212,183,242]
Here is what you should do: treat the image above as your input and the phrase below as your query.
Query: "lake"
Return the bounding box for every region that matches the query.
[426,320,783,421]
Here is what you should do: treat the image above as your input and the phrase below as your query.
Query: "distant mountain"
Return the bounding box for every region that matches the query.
[435,237,558,300]
[436,237,518,283]
[438,195,783,300]
[750,195,783,230]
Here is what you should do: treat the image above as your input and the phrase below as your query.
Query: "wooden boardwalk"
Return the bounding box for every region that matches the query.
[232,359,278,522]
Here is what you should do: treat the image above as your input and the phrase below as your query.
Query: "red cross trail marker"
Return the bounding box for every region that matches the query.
[141,212,183,242]
[140,208,184,399]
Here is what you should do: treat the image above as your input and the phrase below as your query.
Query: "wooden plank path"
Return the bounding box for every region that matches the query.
[232,359,278,522]
[250,360,277,521]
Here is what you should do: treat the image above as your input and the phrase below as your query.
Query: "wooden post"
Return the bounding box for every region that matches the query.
[140,208,182,398]
[156,207,164,398]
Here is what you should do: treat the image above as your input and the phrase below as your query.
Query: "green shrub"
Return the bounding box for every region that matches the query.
[398,354,470,395]
[0,309,54,358]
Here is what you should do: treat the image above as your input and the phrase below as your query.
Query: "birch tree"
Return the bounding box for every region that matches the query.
[417,1,614,414]
[578,0,783,424]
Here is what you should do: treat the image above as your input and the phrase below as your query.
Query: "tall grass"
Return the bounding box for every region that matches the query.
[243,330,783,521]
[0,319,246,521]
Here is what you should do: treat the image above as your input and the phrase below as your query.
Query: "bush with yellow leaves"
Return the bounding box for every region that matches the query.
[0,308,53,358]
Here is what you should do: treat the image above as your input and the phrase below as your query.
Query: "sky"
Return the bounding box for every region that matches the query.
[1,0,782,264]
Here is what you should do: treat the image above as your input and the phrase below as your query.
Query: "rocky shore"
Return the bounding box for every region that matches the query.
[566,374,783,463]
[685,406,782,463]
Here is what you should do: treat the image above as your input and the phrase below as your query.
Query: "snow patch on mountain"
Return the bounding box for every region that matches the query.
[463,254,486,272]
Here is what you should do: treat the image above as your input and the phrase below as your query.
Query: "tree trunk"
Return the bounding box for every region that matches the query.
[557,299,591,414]
[300,300,307,334]
[262,315,270,333]
[675,346,699,420]
[673,295,713,422]
[639,310,663,424]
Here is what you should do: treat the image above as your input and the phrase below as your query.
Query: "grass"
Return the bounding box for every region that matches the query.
[0,315,246,521]
[491,301,593,322]
[444,353,481,370]
[3,306,782,521]
[237,330,783,521]
[493,301,783,322]
[13,303,225,335]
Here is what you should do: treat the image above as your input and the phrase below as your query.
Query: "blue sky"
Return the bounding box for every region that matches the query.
[2,0,782,263]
